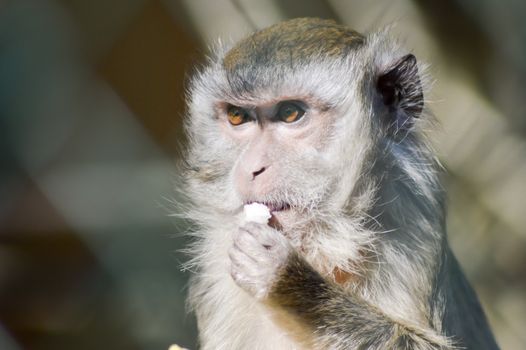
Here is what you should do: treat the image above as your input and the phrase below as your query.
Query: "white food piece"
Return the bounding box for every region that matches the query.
[168,344,188,350]
[243,203,271,224]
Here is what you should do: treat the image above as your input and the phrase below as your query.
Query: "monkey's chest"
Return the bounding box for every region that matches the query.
[232,307,310,350]
[201,297,310,349]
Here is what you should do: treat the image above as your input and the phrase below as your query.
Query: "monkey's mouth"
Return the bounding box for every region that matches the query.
[246,201,291,213]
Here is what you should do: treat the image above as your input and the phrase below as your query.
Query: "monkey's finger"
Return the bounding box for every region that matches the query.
[230,266,250,286]
[230,245,272,273]
[241,223,280,246]
[228,246,273,270]
[235,228,264,253]
[229,245,257,267]
[229,261,264,288]
[232,237,266,265]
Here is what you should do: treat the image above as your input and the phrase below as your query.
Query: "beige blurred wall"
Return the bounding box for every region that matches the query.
[1,1,525,349]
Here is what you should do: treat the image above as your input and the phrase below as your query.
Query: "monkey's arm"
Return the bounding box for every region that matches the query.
[230,223,452,349]
[268,252,452,350]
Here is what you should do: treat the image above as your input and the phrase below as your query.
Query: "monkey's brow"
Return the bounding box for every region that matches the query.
[218,97,333,112]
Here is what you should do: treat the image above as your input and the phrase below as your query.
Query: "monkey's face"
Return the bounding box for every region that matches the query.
[218,97,339,227]
[186,62,371,232]
[185,18,426,234]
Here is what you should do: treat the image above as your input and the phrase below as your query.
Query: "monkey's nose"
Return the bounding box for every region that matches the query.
[252,166,266,179]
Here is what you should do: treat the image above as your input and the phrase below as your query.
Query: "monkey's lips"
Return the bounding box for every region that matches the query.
[246,201,291,213]
[244,201,291,230]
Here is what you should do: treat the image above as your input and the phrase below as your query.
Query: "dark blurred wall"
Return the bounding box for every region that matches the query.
[98,0,198,153]
[0,0,200,349]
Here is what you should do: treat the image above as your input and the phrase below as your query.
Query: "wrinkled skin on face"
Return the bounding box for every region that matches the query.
[220,99,339,229]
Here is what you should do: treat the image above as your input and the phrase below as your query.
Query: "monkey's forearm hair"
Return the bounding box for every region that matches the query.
[269,252,453,350]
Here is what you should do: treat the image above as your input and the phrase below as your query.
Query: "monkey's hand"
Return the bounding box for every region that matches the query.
[229,222,292,299]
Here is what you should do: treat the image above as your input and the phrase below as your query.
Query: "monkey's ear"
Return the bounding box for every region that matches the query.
[376,54,424,132]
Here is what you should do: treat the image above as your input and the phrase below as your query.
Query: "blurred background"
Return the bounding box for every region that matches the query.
[0,0,525,349]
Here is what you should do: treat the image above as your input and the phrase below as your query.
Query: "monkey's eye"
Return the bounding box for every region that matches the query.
[227,105,251,126]
[277,102,305,123]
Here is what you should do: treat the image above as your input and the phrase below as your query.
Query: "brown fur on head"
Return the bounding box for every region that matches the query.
[224,18,364,72]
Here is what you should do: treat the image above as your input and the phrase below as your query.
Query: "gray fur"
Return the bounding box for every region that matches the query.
[180,18,499,350]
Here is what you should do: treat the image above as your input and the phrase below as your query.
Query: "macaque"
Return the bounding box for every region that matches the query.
[181,17,499,349]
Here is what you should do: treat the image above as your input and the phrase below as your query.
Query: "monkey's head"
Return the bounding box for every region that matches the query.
[184,18,436,235]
